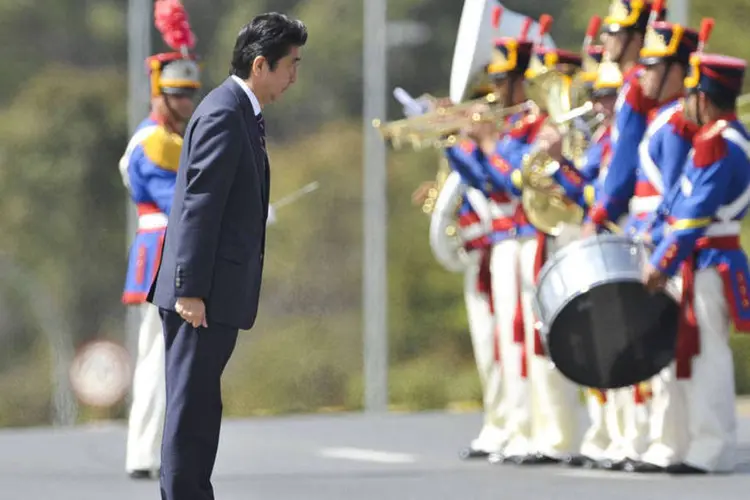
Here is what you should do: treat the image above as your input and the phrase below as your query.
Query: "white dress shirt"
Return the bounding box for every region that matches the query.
[230,75,261,116]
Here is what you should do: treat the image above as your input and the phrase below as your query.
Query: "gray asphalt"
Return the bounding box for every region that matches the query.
[1,410,749,500]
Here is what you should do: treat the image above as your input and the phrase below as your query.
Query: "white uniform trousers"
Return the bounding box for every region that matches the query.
[602,386,650,462]
[527,235,581,458]
[641,268,737,471]
[501,236,580,458]
[579,390,614,460]
[463,253,506,453]
[125,303,166,472]
[489,238,524,455]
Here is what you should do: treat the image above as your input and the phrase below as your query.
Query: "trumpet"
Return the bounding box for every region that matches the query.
[372,94,537,151]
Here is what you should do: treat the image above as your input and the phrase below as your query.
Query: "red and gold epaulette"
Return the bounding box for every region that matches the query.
[625,79,658,115]
[693,120,729,168]
[668,110,700,141]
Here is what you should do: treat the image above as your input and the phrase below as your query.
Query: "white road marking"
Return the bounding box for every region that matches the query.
[317,447,417,464]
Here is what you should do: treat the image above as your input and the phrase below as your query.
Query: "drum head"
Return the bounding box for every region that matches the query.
[545,281,679,389]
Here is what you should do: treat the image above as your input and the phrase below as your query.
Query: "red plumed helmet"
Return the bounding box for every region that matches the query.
[147,0,201,98]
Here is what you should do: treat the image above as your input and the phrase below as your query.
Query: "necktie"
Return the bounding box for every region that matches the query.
[256,112,266,151]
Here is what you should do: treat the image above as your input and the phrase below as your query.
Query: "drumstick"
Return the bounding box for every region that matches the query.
[271,181,320,210]
[603,220,622,234]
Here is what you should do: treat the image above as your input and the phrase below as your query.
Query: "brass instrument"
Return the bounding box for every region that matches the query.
[372,94,536,151]
[520,67,604,236]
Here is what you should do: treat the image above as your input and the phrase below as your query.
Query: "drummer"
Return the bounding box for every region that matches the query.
[642,50,750,475]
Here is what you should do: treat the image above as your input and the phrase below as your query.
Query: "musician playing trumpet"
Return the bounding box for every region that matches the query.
[641,51,750,475]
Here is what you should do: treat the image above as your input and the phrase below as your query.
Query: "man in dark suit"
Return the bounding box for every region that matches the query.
[147,12,307,500]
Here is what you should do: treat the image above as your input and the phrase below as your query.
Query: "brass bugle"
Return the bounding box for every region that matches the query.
[372,98,538,151]
[371,92,500,138]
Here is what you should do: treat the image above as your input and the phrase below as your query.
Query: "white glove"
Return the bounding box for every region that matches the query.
[267,205,277,226]
[393,87,430,117]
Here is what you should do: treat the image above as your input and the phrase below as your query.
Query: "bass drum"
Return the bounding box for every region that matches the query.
[533,233,680,389]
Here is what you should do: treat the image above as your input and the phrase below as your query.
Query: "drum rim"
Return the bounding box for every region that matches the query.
[535,232,640,285]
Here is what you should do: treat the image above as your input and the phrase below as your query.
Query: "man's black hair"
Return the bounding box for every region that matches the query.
[230,12,308,79]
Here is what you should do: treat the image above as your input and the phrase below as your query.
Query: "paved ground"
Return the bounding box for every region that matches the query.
[1,409,750,500]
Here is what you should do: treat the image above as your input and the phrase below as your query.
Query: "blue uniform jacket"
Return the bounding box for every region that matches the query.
[120,115,181,304]
[651,118,750,333]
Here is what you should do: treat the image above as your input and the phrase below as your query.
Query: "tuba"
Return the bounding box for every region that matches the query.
[426,0,500,267]
[429,170,471,272]
[429,170,493,272]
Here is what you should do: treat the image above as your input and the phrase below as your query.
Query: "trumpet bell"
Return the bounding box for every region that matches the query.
[521,148,584,236]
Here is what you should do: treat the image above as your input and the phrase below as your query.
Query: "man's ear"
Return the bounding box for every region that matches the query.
[251,56,267,76]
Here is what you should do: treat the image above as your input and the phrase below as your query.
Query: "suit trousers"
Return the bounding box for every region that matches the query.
[159,308,239,500]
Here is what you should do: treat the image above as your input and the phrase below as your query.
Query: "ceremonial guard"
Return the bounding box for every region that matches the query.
[643,50,750,475]
[590,14,708,473]
[119,0,201,479]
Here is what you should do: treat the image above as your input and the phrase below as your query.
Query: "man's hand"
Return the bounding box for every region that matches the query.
[175,297,207,328]
[642,262,668,294]
[535,124,563,161]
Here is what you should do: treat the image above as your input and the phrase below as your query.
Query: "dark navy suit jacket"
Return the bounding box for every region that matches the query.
[148,77,269,330]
